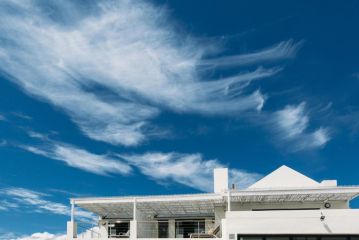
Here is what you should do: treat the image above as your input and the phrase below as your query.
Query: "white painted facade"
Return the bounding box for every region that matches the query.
[67,166,359,240]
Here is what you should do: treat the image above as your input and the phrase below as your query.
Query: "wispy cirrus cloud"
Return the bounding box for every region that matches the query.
[19,131,261,191]
[11,112,33,121]
[0,187,95,222]
[271,102,330,151]
[0,0,297,146]
[20,143,131,176]
[0,200,19,211]
[119,152,261,191]
[199,40,302,69]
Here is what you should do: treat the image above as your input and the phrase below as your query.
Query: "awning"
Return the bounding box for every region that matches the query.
[73,193,223,219]
[72,186,359,219]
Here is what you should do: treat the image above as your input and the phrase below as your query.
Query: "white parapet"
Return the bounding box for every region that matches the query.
[225,209,359,235]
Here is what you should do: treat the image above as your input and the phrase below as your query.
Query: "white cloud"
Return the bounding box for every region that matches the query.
[275,102,309,139]
[0,187,95,222]
[19,134,260,191]
[0,200,19,211]
[20,143,131,176]
[12,112,33,120]
[26,131,49,141]
[15,232,66,240]
[199,40,302,69]
[0,232,18,240]
[14,227,100,240]
[230,169,263,189]
[0,0,296,146]
[119,152,261,191]
[272,102,330,151]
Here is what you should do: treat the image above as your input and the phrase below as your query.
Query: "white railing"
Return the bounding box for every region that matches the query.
[76,220,101,239]
[69,219,221,239]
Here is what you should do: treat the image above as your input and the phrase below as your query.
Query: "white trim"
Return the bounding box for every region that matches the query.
[72,193,222,205]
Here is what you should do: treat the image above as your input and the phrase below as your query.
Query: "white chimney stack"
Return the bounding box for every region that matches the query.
[213,168,228,193]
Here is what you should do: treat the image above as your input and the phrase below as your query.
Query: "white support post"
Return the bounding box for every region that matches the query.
[67,200,77,239]
[130,198,137,240]
[168,219,175,238]
[133,198,137,221]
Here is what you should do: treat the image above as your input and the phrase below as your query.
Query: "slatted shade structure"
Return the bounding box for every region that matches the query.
[72,186,359,219]
[73,193,223,219]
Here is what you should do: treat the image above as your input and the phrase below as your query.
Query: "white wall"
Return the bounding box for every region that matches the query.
[225,209,359,235]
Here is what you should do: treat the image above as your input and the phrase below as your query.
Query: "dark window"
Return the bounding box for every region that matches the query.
[158,221,169,238]
[238,237,264,240]
[321,237,347,240]
[293,237,318,240]
[266,237,290,240]
[108,222,129,238]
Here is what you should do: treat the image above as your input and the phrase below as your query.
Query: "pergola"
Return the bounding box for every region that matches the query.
[70,186,359,221]
[72,193,223,219]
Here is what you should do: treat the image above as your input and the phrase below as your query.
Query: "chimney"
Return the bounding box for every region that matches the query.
[213,168,228,193]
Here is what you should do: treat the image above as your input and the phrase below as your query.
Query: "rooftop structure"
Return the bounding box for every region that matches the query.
[67,166,359,240]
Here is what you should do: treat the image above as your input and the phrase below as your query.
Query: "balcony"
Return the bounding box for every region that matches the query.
[68,219,222,240]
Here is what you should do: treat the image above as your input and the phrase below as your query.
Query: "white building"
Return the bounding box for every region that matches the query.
[67,166,359,240]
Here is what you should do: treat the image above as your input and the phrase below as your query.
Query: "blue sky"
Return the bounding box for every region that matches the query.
[1,0,359,238]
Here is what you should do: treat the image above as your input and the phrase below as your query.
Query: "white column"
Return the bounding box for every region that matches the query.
[168,219,176,238]
[133,198,137,220]
[130,220,137,240]
[130,198,137,240]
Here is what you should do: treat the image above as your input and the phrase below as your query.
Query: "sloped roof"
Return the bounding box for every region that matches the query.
[248,165,320,189]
